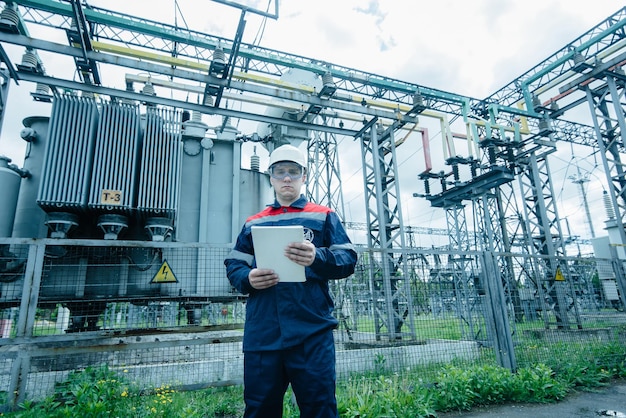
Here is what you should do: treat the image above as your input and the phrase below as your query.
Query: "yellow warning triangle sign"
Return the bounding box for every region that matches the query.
[151,260,178,284]
[554,267,565,282]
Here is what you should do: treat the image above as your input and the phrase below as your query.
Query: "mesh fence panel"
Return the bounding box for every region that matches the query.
[1,238,625,410]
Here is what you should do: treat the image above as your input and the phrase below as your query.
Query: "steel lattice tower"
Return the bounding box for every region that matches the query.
[358,122,417,341]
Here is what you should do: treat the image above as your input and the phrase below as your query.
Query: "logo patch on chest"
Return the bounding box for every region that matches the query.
[303,227,315,242]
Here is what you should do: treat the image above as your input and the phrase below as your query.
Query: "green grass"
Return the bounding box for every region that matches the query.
[4,338,625,418]
[347,315,464,340]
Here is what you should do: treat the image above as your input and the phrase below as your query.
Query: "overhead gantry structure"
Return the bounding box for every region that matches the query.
[0,1,625,347]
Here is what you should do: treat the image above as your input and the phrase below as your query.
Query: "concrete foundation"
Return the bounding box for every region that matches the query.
[2,333,480,402]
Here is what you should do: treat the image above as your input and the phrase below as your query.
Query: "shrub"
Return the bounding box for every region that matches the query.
[433,363,566,412]
[16,365,133,418]
[337,374,436,418]
[511,364,568,403]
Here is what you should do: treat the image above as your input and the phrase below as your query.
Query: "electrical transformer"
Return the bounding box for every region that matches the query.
[1,94,274,327]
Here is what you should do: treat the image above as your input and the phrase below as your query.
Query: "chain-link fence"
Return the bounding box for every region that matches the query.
[1,238,625,411]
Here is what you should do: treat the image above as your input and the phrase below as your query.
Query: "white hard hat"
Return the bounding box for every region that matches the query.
[268,144,306,168]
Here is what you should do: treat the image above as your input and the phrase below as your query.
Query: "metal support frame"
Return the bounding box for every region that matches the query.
[7,1,622,148]
[472,192,517,369]
[306,118,345,220]
[490,184,525,324]
[359,122,416,341]
[66,0,100,85]
[0,67,9,139]
[517,152,582,329]
[445,203,485,341]
[585,72,626,309]
[305,118,355,341]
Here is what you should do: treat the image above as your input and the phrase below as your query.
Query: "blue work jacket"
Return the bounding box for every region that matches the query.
[224,195,357,352]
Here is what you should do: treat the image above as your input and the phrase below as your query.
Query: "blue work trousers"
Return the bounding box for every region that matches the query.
[243,329,338,418]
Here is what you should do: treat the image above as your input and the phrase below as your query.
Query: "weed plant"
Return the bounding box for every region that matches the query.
[4,340,626,418]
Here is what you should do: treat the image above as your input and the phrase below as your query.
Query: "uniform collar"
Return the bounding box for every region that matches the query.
[269,194,307,209]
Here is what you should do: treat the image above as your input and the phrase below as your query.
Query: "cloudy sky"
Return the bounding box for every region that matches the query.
[0,0,623,246]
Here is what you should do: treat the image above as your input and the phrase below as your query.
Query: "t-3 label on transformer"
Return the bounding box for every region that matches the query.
[101,189,122,205]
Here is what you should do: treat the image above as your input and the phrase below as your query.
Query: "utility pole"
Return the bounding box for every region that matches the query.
[568,166,595,238]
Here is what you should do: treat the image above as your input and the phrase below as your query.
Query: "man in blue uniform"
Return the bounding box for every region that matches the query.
[224,144,357,418]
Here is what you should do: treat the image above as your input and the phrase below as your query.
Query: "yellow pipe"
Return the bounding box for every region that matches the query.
[99,40,529,156]
[135,70,427,142]
[182,74,468,165]
[95,40,520,138]
[129,72,514,163]
[395,121,421,148]
[92,41,426,115]
[92,40,318,94]
[235,71,317,93]
[125,73,310,116]
[94,39,533,141]
[517,102,530,133]
[92,40,210,71]
[95,42,535,170]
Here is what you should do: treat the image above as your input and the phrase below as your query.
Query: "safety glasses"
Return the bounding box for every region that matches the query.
[269,163,303,180]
